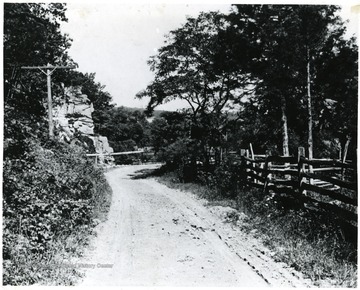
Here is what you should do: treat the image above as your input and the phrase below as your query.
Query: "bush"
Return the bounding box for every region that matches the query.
[198,157,243,198]
[156,138,193,166]
[155,159,357,287]
[3,138,111,285]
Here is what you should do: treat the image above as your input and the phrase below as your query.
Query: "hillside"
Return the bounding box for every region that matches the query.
[117,106,168,118]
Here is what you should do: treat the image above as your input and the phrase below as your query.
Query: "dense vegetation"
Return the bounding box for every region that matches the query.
[135,4,358,287]
[3,140,111,285]
[3,4,113,285]
[137,5,357,164]
[157,170,357,287]
[3,2,357,286]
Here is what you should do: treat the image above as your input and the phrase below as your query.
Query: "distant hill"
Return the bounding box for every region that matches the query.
[116,106,168,120]
[118,106,239,121]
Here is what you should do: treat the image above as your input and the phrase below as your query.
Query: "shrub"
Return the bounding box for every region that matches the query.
[198,157,243,198]
[155,162,357,287]
[157,138,193,166]
[3,138,110,285]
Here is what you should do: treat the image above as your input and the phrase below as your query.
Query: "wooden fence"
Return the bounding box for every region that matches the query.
[241,147,357,226]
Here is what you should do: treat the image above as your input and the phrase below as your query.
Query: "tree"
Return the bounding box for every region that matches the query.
[139,5,357,162]
[97,107,151,153]
[4,3,75,157]
[312,35,358,159]
[229,5,357,157]
[292,6,344,160]
[137,11,257,164]
[4,3,74,101]
[150,111,189,154]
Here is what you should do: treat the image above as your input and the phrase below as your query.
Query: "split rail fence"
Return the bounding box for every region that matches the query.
[241,147,357,227]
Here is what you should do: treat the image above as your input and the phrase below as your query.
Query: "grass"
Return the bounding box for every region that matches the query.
[154,170,357,288]
[5,228,89,285]
[3,181,113,286]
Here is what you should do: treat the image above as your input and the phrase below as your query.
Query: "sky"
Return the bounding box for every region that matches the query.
[60,2,359,111]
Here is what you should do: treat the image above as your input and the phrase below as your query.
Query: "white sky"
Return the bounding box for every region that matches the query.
[60,1,359,111]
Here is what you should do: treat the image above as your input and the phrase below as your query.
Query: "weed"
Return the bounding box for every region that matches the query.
[3,139,112,285]
[154,167,357,287]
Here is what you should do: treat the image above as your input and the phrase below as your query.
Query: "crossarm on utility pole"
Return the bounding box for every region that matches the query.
[21,66,76,69]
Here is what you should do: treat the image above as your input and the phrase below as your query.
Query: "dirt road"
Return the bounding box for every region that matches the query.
[78,164,311,287]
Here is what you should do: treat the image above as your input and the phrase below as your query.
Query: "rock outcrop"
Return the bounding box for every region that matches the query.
[89,135,114,164]
[53,86,114,165]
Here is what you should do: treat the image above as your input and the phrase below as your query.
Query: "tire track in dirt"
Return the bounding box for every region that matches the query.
[77,165,311,287]
[143,177,312,287]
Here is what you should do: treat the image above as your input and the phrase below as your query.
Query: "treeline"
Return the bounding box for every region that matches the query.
[130,6,358,285]
[3,4,113,285]
[136,5,357,169]
[94,106,185,164]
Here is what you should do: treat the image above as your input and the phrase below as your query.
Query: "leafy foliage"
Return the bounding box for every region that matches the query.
[3,139,110,285]
[139,8,358,285]
[3,3,113,285]
[139,5,357,162]
[4,3,75,129]
[198,157,243,198]
[228,5,358,157]
[157,169,357,287]
[150,111,189,154]
[92,106,152,163]
[137,12,257,165]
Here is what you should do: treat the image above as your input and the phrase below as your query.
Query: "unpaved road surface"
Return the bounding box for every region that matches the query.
[78,164,311,287]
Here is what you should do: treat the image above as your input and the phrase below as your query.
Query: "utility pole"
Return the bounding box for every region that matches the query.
[21,64,75,138]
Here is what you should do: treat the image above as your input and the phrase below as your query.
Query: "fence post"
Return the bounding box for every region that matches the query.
[340,137,351,193]
[249,143,254,160]
[341,137,351,181]
[245,149,251,183]
[262,150,271,193]
[307,146,314,184]
[297,147,306,194]
[249,143,257,183]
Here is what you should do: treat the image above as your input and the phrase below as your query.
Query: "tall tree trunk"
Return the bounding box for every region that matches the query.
[6,66,20,101]
[280,94,289,157]
[306,48,313,163]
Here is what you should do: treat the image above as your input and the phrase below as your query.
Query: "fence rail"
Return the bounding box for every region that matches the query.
[241,148,357,225]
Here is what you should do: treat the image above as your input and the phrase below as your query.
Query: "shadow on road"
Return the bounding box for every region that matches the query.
[129,166,166,180]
